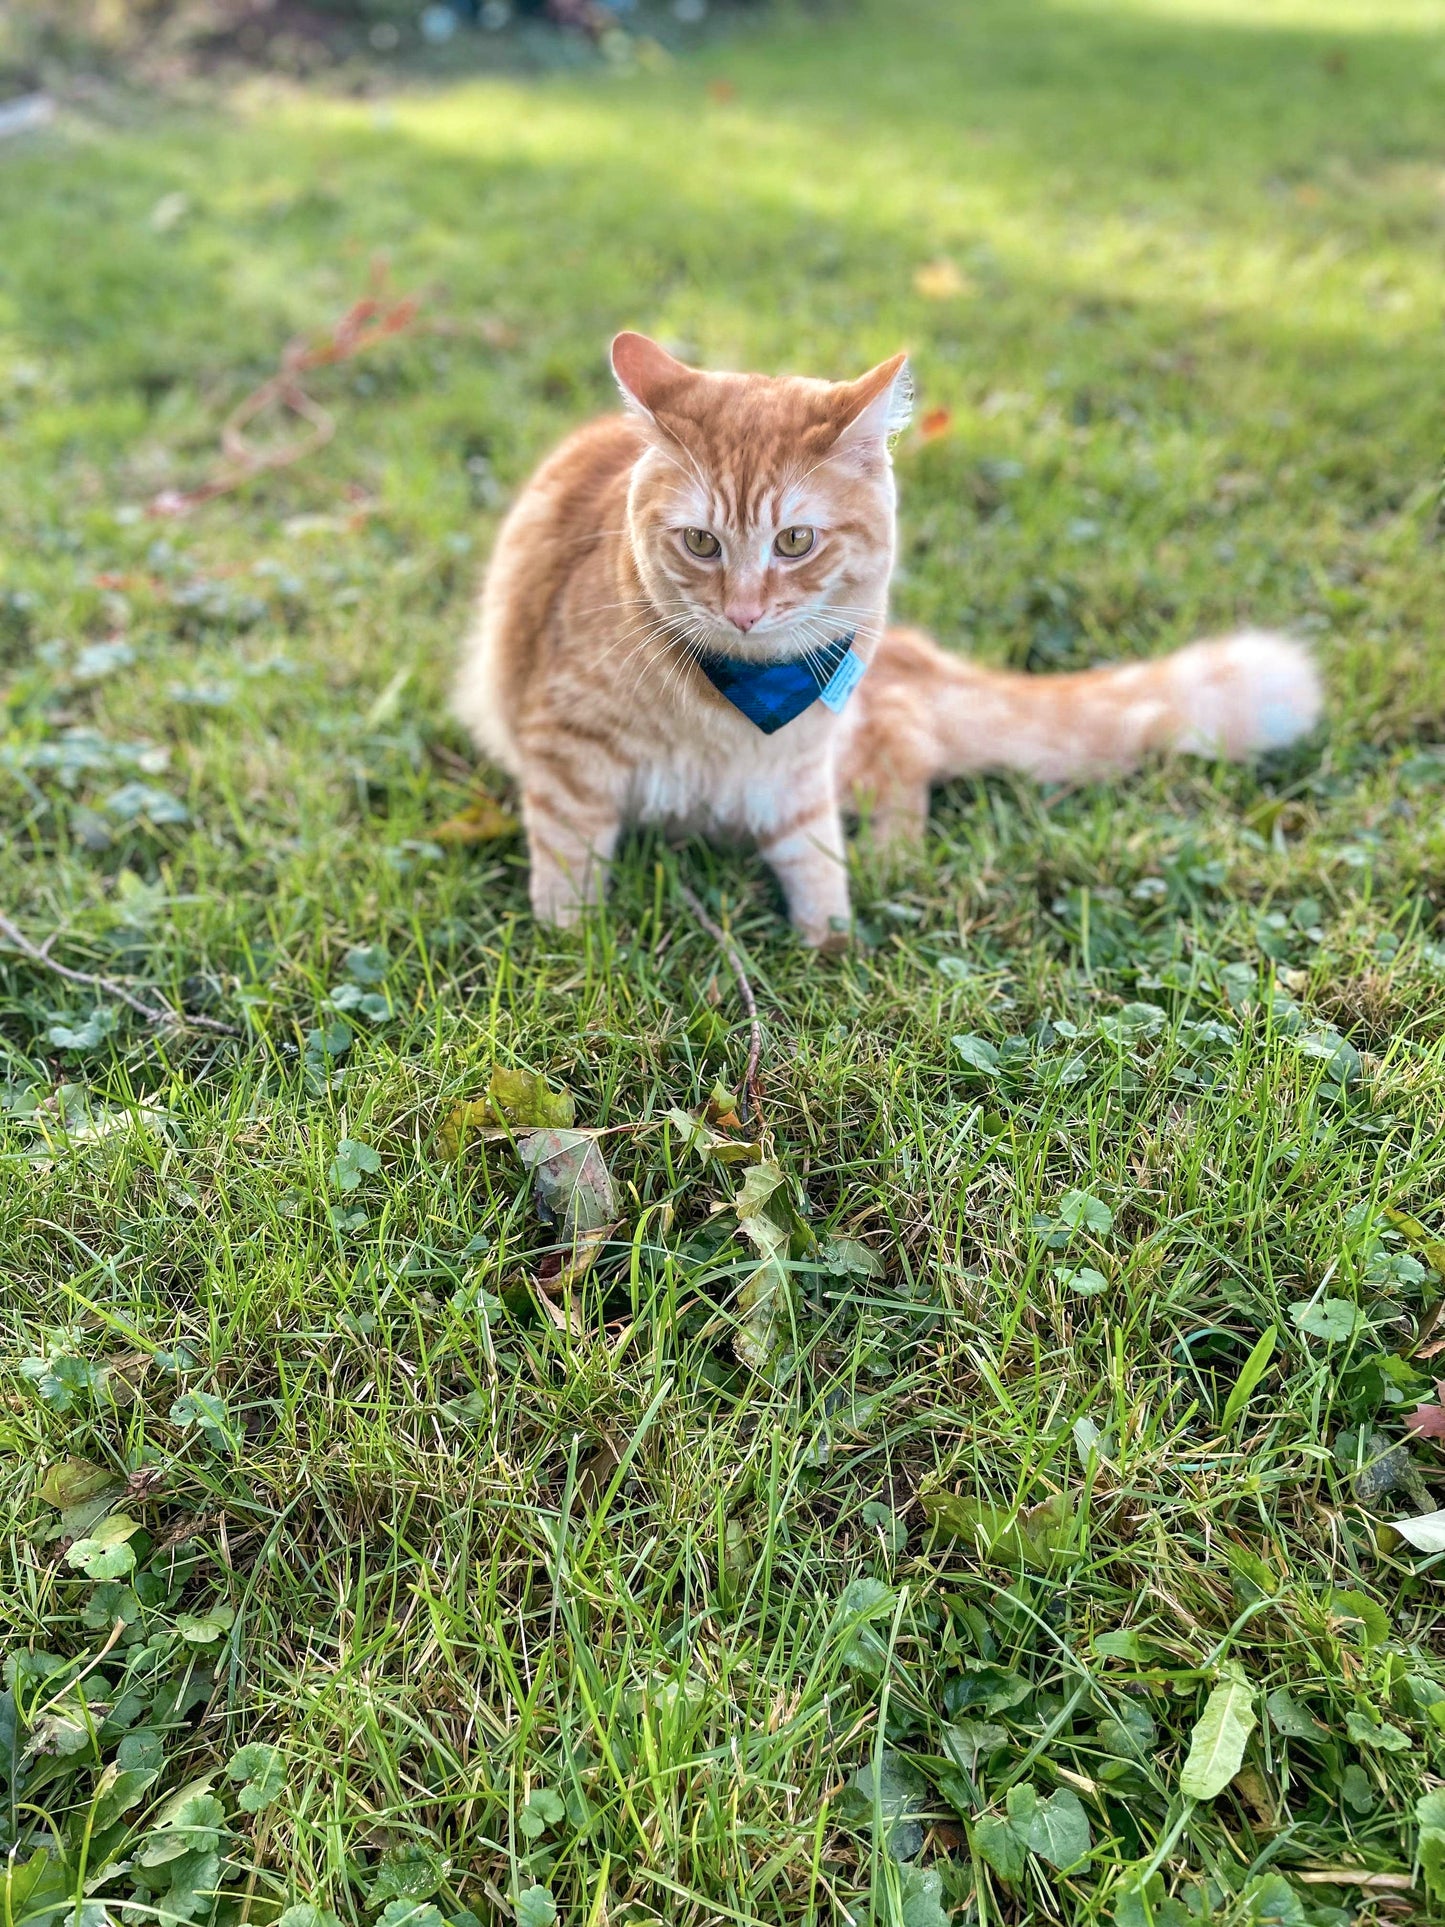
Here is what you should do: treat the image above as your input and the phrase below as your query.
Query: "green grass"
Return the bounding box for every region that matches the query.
[4,1,1445,1922]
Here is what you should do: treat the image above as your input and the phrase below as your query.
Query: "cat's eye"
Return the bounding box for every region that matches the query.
[683,528,721,558]
[774,526,816,558]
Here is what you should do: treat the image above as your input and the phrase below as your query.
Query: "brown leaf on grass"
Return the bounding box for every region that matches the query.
[432,793,520,845]
[1405,1384,1445,1440]
[918,406,954,443]
[707,78,736,104]
[913,258,976,301]
[436,1068,575,1160]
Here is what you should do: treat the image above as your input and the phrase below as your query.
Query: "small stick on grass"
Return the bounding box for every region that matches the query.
[0,913,239,1037]
[676,882,764,1128]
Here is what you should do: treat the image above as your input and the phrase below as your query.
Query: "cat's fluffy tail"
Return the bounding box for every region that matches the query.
[845,625,1321,818]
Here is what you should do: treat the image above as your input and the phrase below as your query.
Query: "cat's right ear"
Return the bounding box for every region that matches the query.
[610,332,692,419]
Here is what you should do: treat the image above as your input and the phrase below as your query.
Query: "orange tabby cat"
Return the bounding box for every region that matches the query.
[454,333,1320,944]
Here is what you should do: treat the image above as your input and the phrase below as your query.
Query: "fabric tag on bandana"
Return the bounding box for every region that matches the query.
[818,646,866,714]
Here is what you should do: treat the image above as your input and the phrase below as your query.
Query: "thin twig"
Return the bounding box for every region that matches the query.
[676,881,765,1128]
[0,913,239,1037]
[149,264,421,517]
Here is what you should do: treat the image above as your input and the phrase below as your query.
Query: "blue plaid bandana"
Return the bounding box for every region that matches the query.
[695,633,865,735]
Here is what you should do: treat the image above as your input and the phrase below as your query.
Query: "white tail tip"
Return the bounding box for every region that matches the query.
[1169,630,1322,760]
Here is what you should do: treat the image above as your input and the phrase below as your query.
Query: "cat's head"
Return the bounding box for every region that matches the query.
[611,331,911,661]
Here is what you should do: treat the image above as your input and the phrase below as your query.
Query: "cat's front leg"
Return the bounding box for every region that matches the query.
[520,758,623,928]
[758,788,852,949]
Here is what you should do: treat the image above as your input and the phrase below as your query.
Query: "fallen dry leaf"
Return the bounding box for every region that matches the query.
[1405,1384,1445,1441]
[437,1068,575,1160]
[707,79,736,104]
[432,793,520,845]
[521,1128,615,1236]
[913,258,976,301]
[918,406,954,443]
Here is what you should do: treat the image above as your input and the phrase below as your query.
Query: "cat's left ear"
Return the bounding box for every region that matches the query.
[610,331,693,420]
[833,352,913,452]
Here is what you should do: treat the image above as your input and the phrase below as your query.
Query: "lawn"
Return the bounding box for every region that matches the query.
[4,0,1445,1922]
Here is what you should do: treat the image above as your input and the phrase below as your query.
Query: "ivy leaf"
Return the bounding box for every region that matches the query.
[227,1741,286,1810]
[520,1129,616,1238]
[1179,1669,1256,1800]
[515,1891,557,1927]
[330,1138,381,1194]
[66,1513,142,1580]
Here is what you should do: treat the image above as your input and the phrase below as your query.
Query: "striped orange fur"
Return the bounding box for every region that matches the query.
[454,333,1321,944]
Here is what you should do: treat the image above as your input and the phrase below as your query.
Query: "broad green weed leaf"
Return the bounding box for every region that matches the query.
[970,1812,1024,1881]
[952,1034,1001,1075]
[837,1577,894,1674]
[38,1458,120,1512]
[1005,1782,1091,1869]
[343,944,389,983]
[1290,1298,1361,1343]
[898,1866,949,1927]
[1222,1325,1278,1428]
[941,1719,1007,1774]
[1264,1688,1323,1739]
[1327,1588,1389,1647]
[514,1890,557,1927]
[277,1908,344,1927]
[1059,1189,1113,1236]
[176,1603,235,1644]
[227,1741,286,1811]
[330,1138,381,1193]
[367,1844,449,1905]
[1056,1265,1108,1296]
[517,1788,565,1839]
[169,1391,236,1453]
[1179,1669,1256,1800]
[1418,1790,1445,1905]
[377,1906,444,1927]
[1344,1706,1411,1752]
[66,1513,141,1580]
[1392,1508,1445,1553]
[91,1762,159,1832]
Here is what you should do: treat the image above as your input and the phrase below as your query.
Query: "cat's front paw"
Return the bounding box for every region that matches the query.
[793,912,853,953]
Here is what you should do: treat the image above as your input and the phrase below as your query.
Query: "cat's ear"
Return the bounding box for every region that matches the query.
[833,352,913,452]
[610,331,693,420]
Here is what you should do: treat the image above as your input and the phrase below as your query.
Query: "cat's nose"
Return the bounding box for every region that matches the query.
[724,600,765,633]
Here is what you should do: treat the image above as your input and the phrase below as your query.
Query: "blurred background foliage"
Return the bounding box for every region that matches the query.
[1,0,782,92]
